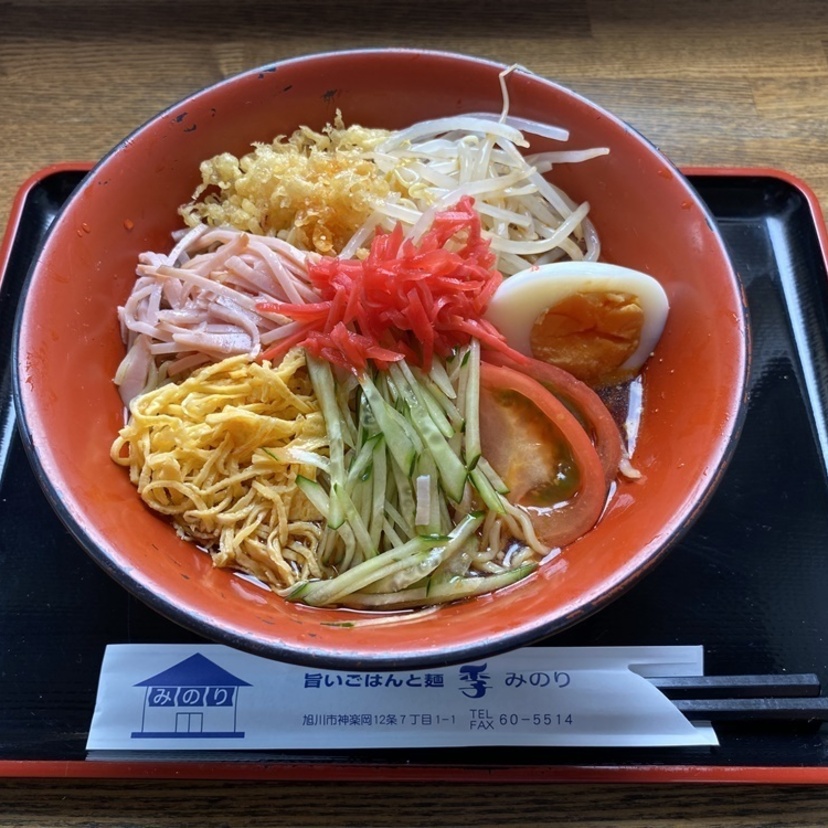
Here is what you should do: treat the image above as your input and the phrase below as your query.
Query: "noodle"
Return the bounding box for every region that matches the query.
[111,103,627,610]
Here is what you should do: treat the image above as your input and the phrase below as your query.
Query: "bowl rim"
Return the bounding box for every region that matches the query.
[11,48,752,670]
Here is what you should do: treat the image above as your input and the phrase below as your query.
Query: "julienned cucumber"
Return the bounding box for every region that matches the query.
[306,355,347,529]
[337,562,538,610]
[288,535,446,607]
[296,342,531,608]
[387,363,467,503]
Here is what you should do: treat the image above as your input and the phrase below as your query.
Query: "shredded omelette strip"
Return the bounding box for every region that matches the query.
[110,351,329,588]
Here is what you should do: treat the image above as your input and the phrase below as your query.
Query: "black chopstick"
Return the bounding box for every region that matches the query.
[674,697,828,721]
[649,673,821,699]
[645,673,827,722]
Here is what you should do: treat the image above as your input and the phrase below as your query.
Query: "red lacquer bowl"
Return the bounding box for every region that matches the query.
[13,50,749,669]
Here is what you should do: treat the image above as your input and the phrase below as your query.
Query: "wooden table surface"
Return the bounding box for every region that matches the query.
[4,0,828,824]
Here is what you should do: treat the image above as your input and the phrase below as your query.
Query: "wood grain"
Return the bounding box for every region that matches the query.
[1,780,828,827]
[4,0,828,824]
[3,0,828,236]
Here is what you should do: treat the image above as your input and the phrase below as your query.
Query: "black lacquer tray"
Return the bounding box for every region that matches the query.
[1,166,827,782]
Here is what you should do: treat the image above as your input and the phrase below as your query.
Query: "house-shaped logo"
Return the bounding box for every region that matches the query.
[131,652,252,740]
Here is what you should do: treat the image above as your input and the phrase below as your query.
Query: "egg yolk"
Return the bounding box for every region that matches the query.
[529,291,644,388]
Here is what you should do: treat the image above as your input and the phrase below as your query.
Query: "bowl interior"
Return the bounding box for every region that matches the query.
[14,50,748,669]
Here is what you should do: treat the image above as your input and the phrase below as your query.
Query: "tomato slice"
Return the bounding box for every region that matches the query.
[482,350,623,484]
[479,361,608,550]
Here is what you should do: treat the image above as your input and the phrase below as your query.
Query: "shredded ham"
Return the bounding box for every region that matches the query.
[114,227,321,404]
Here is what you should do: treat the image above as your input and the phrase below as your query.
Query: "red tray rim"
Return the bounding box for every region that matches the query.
[4,759,828,784]
[2,163,828,784]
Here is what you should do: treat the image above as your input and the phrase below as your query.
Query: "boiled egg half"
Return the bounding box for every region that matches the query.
[485,261,670,388]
